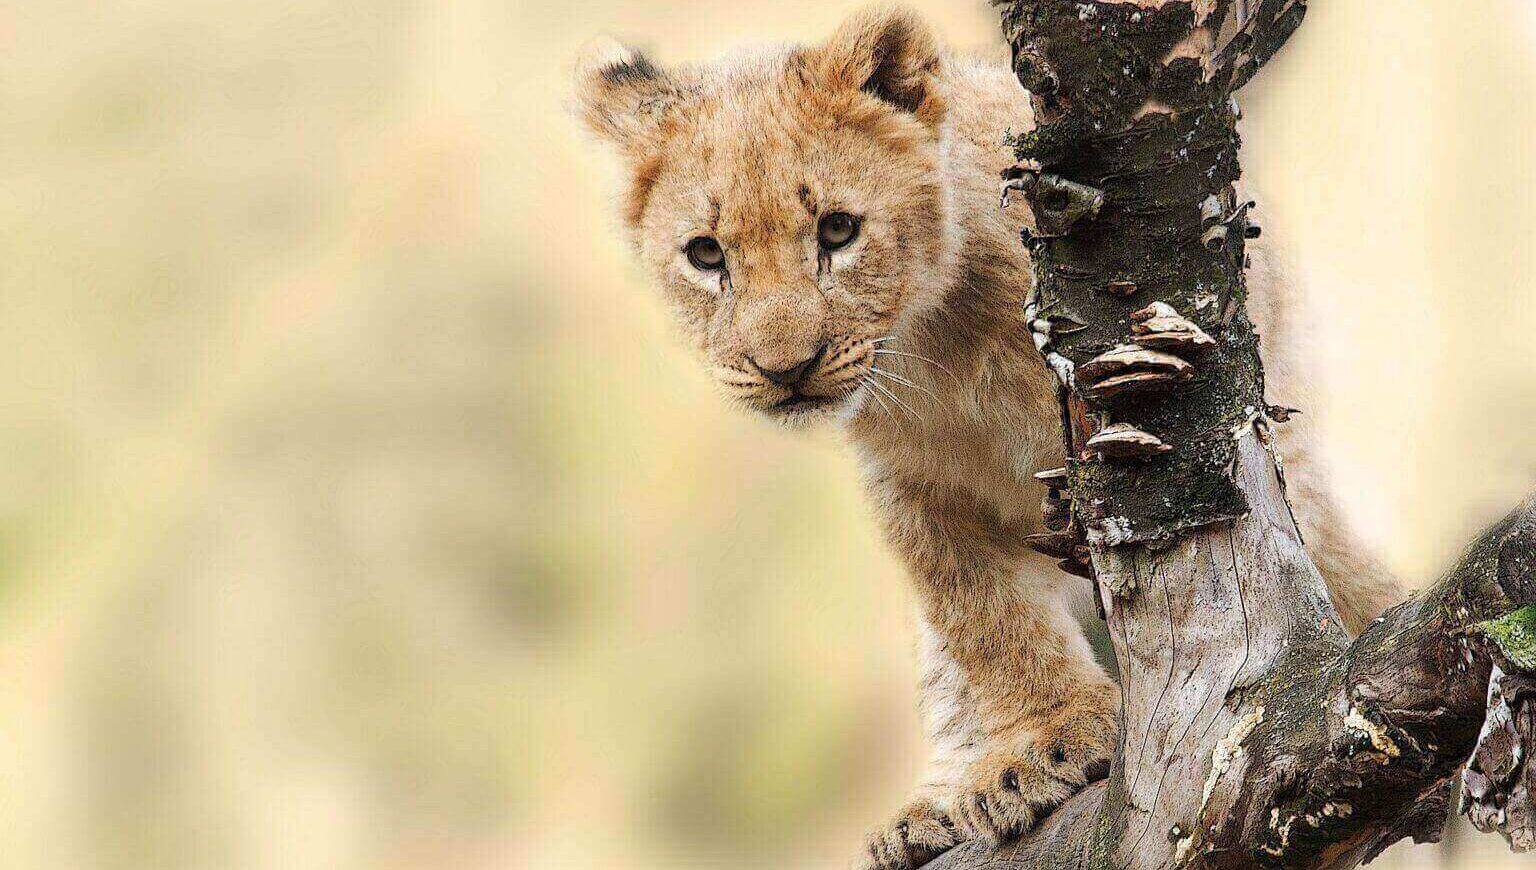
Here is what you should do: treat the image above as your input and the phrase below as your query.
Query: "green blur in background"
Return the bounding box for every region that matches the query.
[1,1,1534,868]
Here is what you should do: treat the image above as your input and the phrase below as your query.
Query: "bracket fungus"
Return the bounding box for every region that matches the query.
[1130,302,1216,353]
[1078,345,1193,382]
[1086,423,1172,460]
[1033,467,1071,489]
[1079,344,1195,400]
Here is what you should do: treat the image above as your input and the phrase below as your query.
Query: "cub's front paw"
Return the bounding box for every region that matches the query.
[949,749,1080,843]
[856,795,961,870]
[952,710,1117,844]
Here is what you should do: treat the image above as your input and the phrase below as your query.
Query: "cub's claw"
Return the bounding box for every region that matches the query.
[857,796,961,870]
[950,751,1080,844]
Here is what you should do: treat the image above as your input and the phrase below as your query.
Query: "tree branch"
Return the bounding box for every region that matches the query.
[934,1,1536,867]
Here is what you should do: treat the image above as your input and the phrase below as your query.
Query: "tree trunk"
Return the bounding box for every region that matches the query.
[934,1,1536,866]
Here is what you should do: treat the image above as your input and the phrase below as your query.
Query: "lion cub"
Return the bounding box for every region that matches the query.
[576,7,1402,868]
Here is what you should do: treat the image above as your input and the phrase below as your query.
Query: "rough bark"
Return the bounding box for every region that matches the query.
[1462,608,1536,852]
[936,1,1536,867]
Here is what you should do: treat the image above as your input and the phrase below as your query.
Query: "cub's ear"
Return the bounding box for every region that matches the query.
[806,5,945,130]
[573,37,684,156]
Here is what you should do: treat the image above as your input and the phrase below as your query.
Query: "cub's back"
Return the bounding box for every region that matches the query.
[942,54,1034,174]
[939,54,1037,247]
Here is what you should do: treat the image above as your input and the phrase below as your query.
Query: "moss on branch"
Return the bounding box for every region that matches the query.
[1477,606,1536,671]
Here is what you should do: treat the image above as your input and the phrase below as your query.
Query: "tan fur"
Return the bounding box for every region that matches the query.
[575,8,1404,867]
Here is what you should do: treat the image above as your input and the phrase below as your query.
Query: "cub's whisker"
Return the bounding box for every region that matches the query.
[867,378,920,422]
[873,349,958,383]
[870,366,943,407]
[861,380,896,421]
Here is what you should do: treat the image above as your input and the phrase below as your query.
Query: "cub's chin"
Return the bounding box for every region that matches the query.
[758,388,864,430]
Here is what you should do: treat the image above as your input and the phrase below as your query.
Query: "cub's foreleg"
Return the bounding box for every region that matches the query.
[859,620,983,870]
[857,475,1117,869]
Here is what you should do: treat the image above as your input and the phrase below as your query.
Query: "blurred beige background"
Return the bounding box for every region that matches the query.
[0,1,1533,868]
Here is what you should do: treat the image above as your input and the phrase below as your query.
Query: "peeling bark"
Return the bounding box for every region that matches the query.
[1463,609,1536,852]
[931,1,1536,867]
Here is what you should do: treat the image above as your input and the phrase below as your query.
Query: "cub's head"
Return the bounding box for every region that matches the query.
[576,7,953,426]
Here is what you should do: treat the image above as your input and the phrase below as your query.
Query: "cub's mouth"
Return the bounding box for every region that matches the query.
[775,392,837,411]
[771,391,842,417]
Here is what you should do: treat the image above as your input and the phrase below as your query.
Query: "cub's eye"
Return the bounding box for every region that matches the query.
[685,237,725,271]
[818,212,861,251]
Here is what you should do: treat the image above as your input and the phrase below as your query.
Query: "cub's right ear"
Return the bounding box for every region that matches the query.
[573,37,683,156]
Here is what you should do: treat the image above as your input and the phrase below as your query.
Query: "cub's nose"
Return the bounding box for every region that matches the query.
[749,342,828,388]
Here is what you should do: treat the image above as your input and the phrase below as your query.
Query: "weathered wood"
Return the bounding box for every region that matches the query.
[932,490,1536,869]
[930,1,1536,867]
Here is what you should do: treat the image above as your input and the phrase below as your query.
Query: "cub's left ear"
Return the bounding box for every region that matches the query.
[807,6,945,130]
[573,37,685,157]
